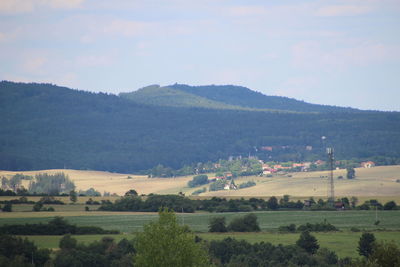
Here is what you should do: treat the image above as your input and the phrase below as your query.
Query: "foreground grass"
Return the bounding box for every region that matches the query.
[1,210,399,233]
[21,231,400,259]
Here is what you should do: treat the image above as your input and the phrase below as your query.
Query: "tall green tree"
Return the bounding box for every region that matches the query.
[134,208,210,267]
[69,190,77,203]
[346,167,356,179]
[358,232,376,257]
[296,231,319,254]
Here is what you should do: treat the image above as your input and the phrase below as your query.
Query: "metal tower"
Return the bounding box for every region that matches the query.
[326,147,335,206]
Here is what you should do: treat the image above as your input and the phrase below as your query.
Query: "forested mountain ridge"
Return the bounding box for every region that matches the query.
[121,83,360,113]
[1,81,400,173]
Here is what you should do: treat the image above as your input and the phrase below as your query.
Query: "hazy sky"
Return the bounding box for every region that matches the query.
[1,0,399,111]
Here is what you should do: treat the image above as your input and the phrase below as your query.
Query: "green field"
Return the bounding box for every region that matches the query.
[19,231,400,259]
[1,210,399,233]
[2,209,400,259]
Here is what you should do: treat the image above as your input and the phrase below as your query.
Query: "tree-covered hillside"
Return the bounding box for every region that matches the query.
[1,81,399,173]
[169,84,359,113]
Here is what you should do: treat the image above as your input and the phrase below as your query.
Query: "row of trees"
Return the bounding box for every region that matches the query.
[98,195,305,213]
[97,193,399,213]
[0,217,119,235]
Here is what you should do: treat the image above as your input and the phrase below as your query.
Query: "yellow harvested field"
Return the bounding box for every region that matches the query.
[1,166,400,199]
[200,166,400,198]
[0,169,192,196]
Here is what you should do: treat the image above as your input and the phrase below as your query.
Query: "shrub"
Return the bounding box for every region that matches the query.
[238,181,256,189]
[296,231,319,254]
[188,175,209,188]
[39,196,65,204]
[228,213,260,232]
[383,201,397,210]
[209,217,228,232]
[33,202,43,211]
[0,216,119,235]
[2,203,12,212]
[85,198,100,205]
[297,221,338,232]
[358,232,376,257]
[278,224,296,232]
[191,187,206,195]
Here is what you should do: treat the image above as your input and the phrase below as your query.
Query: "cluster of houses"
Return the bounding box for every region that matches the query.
[262,160,376,175]
[262,162,312,175]
[209,172,238,190]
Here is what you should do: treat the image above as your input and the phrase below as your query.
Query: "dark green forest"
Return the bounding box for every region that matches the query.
[1,81,400,173]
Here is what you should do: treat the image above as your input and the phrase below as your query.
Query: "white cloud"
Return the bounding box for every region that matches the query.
[75,54,114,67]
[22,56,47,74]
[0,0,34,14]
[291,41,400,70]
[0,0,84,14]
[227,5,269,16]
[316,5,373,16]
[103,20,148,37]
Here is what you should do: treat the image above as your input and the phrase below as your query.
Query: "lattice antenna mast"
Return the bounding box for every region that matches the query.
[326,147,335,206]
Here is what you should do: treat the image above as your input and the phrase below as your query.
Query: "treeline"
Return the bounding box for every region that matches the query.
[149,158,262,178]
[0,217,119,235]
[98,195,304,213]
[1,81,400,173]
[97,194,398,213]
[278,221,338,233]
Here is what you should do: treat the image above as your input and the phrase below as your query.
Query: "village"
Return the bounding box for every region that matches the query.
[206,157,377,192]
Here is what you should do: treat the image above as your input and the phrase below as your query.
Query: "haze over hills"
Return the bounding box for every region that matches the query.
[1,80,400,173]
[120,84,359,113]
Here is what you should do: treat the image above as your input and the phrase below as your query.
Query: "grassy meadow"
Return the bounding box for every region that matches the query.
[1,210,399,233]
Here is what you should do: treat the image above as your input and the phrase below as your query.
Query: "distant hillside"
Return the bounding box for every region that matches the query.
[119,85,246,110]
[1,81,400,173]
[121,83,359,113]
[169,84,359,113]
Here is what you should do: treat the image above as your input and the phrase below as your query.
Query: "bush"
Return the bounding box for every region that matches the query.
[228,213,260,232]
[2,203,12,212]
[278,224,296,233]
[209,217,228,232]
[85,198,100,205]
[39,196,65,204]
[33,202,43,211]
[383,201,397,210]
[238,181,256,189]
[297,221,338,232]
[188,175,209,188]
[296,231,319,254]
[191,187,206,195]
[0,217,119,235]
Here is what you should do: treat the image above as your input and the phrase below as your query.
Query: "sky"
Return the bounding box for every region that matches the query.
[0,0,399,111]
